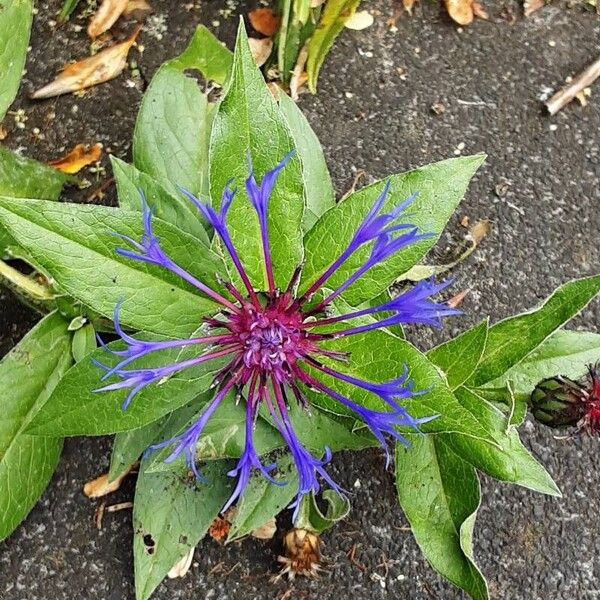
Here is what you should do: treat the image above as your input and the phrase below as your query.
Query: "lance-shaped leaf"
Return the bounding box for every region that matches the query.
[0,146,69,255]
[278,91,335,232]
[210,22,305,290]
[443,387,560,496]
[0,0,33,120]
[428,320,489,390]
[313,327,496,442]
[112,157,209,244]
[468,275,600,387]
[486,330,600,396]
[227,454,298,542]
[133,459,233,600]
[132,25,232,203]
[26,336,227,437]
[306,0,361,93]
[300,155,485,306]
[0,312,72,540]
[0,197,226,336]
[395,435,488,600]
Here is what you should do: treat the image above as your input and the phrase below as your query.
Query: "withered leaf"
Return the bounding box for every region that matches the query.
[248,37,273,68]
[123,0,152,16]
[403,0,418,14]
[88,0,129,39]
[468,219,492,245]
[48,143,103,174]
[344,10,374,30]
[251,517,277,540]
[31,28,140,99]
[524,0,544,17]
[83,471,127,498]
[444,0,474,25]
[167,547,195,579]
[248,7,280,37]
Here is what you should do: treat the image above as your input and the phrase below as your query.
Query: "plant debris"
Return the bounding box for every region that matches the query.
[251,517,277,540]
[48,143,103,174]
[277,529,322,580]
[248,7,280,37]
[167,548,195,579]
[344,10,374,30]
[403,0,419,15]
[208,516,231,543]
[545,56,600,115]
[88,0,128,38]
[524,0,544,17]
[444,0,488,25]
[31,27,140,99]
[123,0,152,17]
[249,37,273,68]
[83,463,136,498]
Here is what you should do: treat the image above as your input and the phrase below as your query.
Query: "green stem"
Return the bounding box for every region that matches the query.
[0,259,55,301]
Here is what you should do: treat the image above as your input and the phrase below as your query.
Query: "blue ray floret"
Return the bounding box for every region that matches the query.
[95,154,460,518]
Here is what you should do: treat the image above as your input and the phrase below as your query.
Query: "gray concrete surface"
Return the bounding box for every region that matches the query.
[1,1,599,598]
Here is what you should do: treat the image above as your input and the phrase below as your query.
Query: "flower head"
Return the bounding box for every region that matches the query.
[531,362,600,433]
[96,155,458,517]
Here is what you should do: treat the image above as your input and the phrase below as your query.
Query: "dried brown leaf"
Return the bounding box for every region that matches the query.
[448,290,469,309]
[83,472,126,498]
[249,7,280,37]
[167,548,195,579]
[403,0,418,14]
[31,28,140,99]
[524,0,544,17]
[248,37,273,68]
[344,10,374,30]
[468,219,492,245]
[88,0,129,39]
[472,1,489,19]
[290,42,309,101]
[444,0,474,25]
[208,516,231,543]
[123,0,152,17]
[48,143,102,174]
[251,517,277,540]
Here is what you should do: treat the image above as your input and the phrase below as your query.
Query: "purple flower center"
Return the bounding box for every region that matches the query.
[96,154,460,520]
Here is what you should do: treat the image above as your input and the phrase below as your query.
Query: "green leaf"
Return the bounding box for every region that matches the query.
[312,328,496,442]
[58,0,81,21]
[0,146,69,200]
[27,335,226,437]
[470,385,528,427]
[428,320,488,390]
[111,156,209,243]
[0,146,69,255]
[395,435,488,600]
[443,387,560,496]
[0,312,72,540]
[109,399,203,481]
[306,0,361,93]
[0,0,33,120]
[295,489,350,534]
[278,91,335,232]
[486,330,600,396]
[170,25,233,86]
[209,23,305,290]
[468,275,600,387]
[227,454,297,542]
[132,66,213,199]
[146,395,374,474]
[133,458,233,600]
[0,197,225,336]
[71,322,96,363]
[300,155,485,306]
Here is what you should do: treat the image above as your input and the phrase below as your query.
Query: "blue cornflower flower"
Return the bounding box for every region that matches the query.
[95,155,459,518]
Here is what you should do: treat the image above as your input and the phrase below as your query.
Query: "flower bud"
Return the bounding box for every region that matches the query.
[530,376,586,428]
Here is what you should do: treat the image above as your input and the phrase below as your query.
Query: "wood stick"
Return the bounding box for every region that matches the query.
[545,56,600,115]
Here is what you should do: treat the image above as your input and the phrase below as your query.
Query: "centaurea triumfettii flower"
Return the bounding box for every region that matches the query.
[95,154,459,518]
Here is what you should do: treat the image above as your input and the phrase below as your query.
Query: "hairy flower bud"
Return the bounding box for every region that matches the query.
[530,376,586,428]
[531,363,600,433]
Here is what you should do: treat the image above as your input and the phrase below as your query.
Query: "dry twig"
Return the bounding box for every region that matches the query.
[545,56,600,115]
